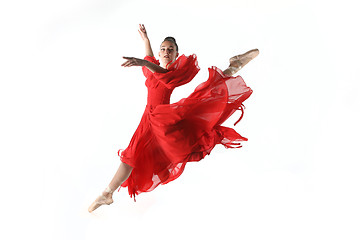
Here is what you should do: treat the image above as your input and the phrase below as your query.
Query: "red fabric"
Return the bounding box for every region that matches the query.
[119,54,253,200]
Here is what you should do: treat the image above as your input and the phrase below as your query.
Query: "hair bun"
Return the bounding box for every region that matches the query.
[164,36,176,43]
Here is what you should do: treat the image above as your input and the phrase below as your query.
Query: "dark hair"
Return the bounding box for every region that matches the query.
[162,36,178,52]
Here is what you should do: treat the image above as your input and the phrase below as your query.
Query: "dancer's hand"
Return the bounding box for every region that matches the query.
[138,24,149,41]
[121,57,168,73]
[121,57,147,67]
[138,24,154,57]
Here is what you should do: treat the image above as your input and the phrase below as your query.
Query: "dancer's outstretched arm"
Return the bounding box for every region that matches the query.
[122,56,168,73]
[138,24,154,57]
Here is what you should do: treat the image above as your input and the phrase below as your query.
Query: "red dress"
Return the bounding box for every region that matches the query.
[119,54,253,200]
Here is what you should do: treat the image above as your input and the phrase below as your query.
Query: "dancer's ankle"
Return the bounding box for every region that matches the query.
[102,186,114,197]
[223,66,238,76]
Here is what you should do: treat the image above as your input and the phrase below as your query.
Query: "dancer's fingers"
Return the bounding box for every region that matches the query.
[123,63,133,67]
[123,57,136,64]
[123,58,134,65]
[121,60,132,67]
[122,60,137,67]
[122,57,144,67]
[139,24,145,32]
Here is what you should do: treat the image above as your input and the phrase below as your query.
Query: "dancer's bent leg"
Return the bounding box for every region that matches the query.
[223,49,259,76]
[88,162,133,213]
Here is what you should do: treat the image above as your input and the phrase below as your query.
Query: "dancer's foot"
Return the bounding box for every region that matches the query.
[224,49,259,76]
[88,187,114,213]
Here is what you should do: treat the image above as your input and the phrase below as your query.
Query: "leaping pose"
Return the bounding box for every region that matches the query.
[89,24,259,212]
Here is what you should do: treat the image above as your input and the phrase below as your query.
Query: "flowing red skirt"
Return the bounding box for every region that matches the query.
[119,67,252,200]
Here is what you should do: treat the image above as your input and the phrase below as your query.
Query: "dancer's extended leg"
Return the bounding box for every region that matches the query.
[88,162,133,212]
[223,49,259,76]
[108,162,133,191]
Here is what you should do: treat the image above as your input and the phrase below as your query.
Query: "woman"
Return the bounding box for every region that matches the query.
[88,24,259,212]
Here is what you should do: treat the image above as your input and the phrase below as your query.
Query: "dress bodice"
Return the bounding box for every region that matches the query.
[146,79,173,110]
[142,54,200,111]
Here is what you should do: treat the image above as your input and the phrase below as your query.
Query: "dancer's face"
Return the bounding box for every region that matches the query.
[159,41,179,68]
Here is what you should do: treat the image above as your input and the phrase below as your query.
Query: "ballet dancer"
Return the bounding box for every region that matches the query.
[89,24,258,212]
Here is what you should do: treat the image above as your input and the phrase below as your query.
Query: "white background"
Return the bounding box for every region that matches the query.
[1,0,359,239]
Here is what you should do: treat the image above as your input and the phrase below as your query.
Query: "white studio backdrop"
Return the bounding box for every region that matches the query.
[0,0,359,239]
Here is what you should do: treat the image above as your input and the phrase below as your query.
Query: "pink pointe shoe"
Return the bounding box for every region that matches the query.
[225,49,259,75]
[88,187,114,213]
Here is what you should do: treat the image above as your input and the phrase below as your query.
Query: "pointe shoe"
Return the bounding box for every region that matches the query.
[226,49,259,75]
[88,187,114,213]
